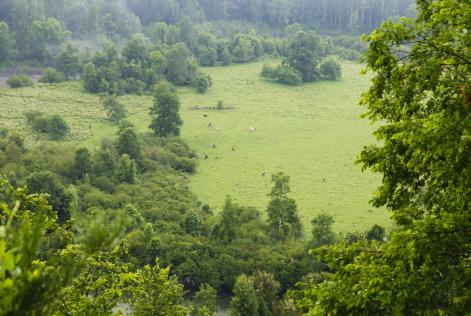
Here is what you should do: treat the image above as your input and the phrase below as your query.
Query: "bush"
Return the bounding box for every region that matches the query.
[25,112,69,140]
[39,67,65,83]
[6,75,33,88]
[320,59,342,80]
[261,64,302,86]
[191,73,212,93]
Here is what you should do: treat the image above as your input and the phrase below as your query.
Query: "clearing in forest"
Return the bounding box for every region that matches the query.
[0,60,390,232]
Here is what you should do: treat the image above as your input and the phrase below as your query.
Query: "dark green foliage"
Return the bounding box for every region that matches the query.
[192,73,212,93]
[74,148,92,180]
[284,31,322,82]
[115,154,137,184]
[0,0,412,69]
[320,59,342,80]
[0,182,188,314]
[190,284,217,316]
[230,274,259,316]
[26,171,72,223]
[266,173,302,239]
[310,213,336,248]
[48,115,70,140]
[54,44,81,79]
[39,67,65,83]
[101,95,127,123]
[220,47,233,66]
[212,197,241,244]
[116,122,142,162]
[182,211,204,236]
[6,75,33,88]
[230,33,263,63]
[165,43,198,85]
[198,47,218,66]
[25,112,69,140]
[0,21,13,62]
[261,64,302,86]
[366,224,385,242]
[294,1,471,314]
[127,260,187,315]
[150,81,183,137]
[250,271,280,316]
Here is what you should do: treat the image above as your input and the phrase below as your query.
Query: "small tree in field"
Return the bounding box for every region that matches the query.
[39,68,65,83]
[320,58,342,80]
[101,95,127,124]
[150,81,182,137]
[48,115,69,140]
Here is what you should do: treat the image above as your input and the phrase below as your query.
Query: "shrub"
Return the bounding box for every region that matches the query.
[39,67,65,83]
[101,95,127,123]
[6,75,33,88]
[261,64,275,79]
[320,59,342,80]
[261,64,302,86]
[25,112,69,140]
[191,73,212,93]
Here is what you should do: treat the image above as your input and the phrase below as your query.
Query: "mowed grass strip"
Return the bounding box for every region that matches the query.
[0,59,390,232]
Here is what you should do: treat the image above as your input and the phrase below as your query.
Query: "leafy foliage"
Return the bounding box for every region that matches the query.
[266,172,302,239]
[6,75,33,88]
[320,58,342,80]
[101,95,127,124]
[294,0,471,314]
[261,64,302,86]
[39,67,65,84]
[150,81,183,137]
[25,112,69,140]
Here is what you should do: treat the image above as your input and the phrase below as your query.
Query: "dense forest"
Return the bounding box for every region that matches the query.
[0,0,413,66]
[1,0,470,315]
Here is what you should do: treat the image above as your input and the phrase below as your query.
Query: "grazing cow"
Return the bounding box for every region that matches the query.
[208,122,212,127]
[204,154,208,160]
[249,127,256,132]
[212,144,216,149]
[203,114,208,117]
[215,127,220,131]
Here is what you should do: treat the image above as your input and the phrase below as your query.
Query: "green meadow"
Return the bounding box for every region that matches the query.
[0,60,390,232]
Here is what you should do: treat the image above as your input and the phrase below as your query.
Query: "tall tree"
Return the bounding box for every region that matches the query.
[284,31,322,82]
[266,172,302,239]
[310,213,336,248]
[116,122,142,163]
[0,21,13,62]
[230,274,259,316]
[150,80,183,137]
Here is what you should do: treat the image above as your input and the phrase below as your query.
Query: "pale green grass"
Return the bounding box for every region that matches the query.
[0,60,391,232]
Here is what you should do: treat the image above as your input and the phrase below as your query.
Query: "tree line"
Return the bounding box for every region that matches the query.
[0,0,411,65]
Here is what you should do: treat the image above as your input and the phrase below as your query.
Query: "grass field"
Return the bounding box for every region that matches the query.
[0,59,391,232]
